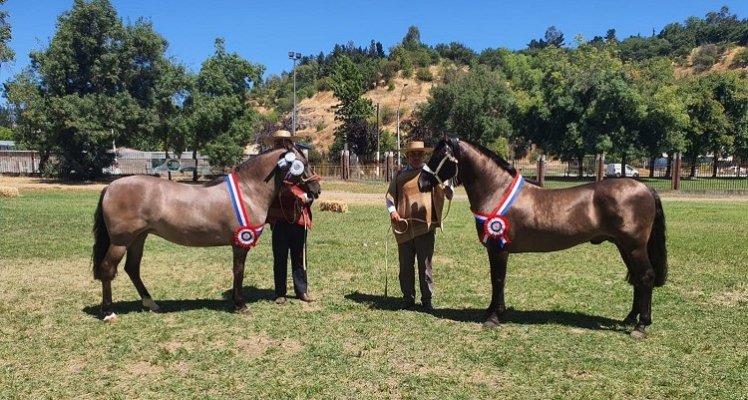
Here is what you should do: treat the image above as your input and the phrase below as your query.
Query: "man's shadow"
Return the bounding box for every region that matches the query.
[82,286,275,317]
[345,291,625,331]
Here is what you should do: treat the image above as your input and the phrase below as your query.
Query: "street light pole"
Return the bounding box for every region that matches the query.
[396,83,408,169]
[288,51,302,135]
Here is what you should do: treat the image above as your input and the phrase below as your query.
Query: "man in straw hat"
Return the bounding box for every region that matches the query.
[385,140,453,311]
[265,130,315,304]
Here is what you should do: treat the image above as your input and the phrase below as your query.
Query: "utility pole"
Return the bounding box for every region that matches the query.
[288,51,302,135]
[396,83,408,169]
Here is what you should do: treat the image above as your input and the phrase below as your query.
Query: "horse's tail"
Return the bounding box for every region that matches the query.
[92,187,110,281]
[647,187,668,287]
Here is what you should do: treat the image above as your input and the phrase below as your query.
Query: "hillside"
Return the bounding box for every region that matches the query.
[289,47,747,154]
[292,66,440,153]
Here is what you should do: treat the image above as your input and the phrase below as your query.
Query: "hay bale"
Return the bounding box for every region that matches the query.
[318,200,348,213]
[0,186,19,197]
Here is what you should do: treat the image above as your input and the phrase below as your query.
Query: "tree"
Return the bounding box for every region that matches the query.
[186,38,263,178]
[419,65,515,146]
[0,0,14,65]
[328,55,373,157]
[634,58,689,177]
[679,72,748,177]
[5,0,172,179]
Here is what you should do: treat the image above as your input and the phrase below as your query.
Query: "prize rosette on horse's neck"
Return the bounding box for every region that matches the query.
[234,226,262,248]
[483,215,511,247]
[473,174,524,248]
[226,172,264,248]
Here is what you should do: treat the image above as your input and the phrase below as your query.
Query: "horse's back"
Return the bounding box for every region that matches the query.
[101,176,230,246]
[511,178,654,252]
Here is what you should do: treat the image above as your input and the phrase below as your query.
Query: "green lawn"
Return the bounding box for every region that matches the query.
[1,188,747,399]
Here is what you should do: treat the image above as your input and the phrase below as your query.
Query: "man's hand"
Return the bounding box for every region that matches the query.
[389,211,401,224]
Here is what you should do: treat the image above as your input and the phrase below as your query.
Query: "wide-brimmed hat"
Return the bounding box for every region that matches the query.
[399,141,432,154]
[263,130,299,146]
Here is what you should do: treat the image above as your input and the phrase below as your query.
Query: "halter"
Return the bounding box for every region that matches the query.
[422,150,458,187]
[225,172,265,248]
[472,173,525,248]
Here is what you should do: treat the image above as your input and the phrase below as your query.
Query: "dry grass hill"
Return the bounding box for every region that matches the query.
[284,48,747,154]
[290,66,440,153]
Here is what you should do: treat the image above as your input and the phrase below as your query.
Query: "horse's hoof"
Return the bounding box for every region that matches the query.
[630,328,647,339]
[236,306,252,315]
[482,316,501,329]
[103,313,118,323]
[142,298,161,313]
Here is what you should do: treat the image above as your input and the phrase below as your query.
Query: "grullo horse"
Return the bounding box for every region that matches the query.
[92,145,321,322]
[418,138,667,338]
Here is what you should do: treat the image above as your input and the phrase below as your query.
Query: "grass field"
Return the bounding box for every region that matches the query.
[1,187,747,399]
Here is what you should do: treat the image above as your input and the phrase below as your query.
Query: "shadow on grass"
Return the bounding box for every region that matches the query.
[82,286,275,318]
[345,291,624,331]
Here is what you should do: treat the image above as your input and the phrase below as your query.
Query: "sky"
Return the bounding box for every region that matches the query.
[4,0,748,82]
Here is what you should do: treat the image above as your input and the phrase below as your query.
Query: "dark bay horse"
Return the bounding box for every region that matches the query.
[419,138,667,338]
[91,146,321,322]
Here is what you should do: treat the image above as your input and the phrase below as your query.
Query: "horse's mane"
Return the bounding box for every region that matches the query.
[460,139,517,177]
[201,147,282,187]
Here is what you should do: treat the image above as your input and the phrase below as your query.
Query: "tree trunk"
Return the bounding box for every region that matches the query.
[165,150,172,181]
[665,151,673,179]
[690,154,697,178]
[577,155,584,178]
[649,156,655,178]
[192,149,198,182]
[712,149,718,178]
[621,153,628,177]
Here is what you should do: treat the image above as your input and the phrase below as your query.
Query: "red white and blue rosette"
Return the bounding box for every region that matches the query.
[483,215,510,247]
[226,172,264,248]
[472,174,524,248]
[234,225,264,248]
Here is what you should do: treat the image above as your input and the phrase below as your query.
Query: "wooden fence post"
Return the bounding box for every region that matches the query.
[536,155,545,187]
[672,152,681,190]
[595,153,605,182]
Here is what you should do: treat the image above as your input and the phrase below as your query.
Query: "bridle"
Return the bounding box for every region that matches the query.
[422,141,459,187]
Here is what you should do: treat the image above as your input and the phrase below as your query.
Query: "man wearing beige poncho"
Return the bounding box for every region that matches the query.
[385,141,453,312]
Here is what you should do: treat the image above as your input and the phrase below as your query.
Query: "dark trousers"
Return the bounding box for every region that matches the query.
[397,230,435,304]
[272,221,308,297]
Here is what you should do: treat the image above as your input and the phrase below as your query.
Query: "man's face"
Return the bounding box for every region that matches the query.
[406,151,425,168]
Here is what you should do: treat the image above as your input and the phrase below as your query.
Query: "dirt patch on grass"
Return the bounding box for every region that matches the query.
[235,333,302,357]
[713,287,748,307]
[127,360,165,376]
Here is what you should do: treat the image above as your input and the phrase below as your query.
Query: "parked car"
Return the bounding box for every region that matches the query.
[721,165,748,176]
[605,163,640,178]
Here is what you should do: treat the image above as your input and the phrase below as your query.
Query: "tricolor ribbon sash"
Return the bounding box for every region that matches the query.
[472,174,524,248]
[226,172,264,248]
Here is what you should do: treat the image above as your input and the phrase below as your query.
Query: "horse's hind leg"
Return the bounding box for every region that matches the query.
[124,233,159,312]
[619,244,655,338]
[100,245,126,322]
[616,244,639,325]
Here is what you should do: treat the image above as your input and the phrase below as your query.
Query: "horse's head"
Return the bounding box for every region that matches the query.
[274,144,321,199]
[418,138,459,192]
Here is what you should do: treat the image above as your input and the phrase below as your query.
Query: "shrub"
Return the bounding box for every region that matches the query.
[693,44,719,73]
[416,67,434,82]
[731,48,748,68]
[379,105,396,125]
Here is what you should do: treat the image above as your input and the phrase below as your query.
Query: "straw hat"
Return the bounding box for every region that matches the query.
[400,140,432,154]
[263,130,299,146]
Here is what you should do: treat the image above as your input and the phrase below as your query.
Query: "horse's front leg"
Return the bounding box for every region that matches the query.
[483,242,508,329]
[231,245,251,314]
